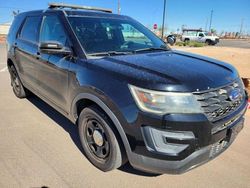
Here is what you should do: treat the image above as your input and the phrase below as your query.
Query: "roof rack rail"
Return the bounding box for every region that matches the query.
[48,3,112,13]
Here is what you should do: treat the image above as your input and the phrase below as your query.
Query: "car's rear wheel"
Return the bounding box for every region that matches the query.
[78,105,123,172]
[9,65,29,98]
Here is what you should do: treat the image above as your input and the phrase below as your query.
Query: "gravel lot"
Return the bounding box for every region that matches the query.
[173,46,250,78]
[217,39,250,49]
[0,43,249,188]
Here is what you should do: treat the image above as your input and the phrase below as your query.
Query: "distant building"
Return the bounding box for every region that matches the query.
[0,23,11,35]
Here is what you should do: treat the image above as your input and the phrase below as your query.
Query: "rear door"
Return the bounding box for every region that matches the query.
[36,14,72,112]
[15,15,42,89]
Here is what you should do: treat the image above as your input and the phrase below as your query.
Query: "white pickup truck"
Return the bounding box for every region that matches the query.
[181,31,219,45]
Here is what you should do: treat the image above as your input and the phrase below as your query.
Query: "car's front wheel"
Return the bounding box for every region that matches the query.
[78,105,124,172]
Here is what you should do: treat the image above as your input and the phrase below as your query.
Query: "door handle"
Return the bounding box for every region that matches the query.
[36,52,41,60]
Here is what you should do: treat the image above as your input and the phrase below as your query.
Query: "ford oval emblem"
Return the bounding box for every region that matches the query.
[229,89,240,101]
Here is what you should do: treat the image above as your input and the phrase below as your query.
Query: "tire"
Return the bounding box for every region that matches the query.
[205,40,212,45]
[78,105,124,172]
[184,38,190,42]
[9,65,29,98]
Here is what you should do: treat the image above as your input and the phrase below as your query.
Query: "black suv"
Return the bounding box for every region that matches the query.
[7,3,248,174]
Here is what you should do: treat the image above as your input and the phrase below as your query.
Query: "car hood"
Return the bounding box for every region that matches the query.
[207,36,219,39]
[89,50,238,92]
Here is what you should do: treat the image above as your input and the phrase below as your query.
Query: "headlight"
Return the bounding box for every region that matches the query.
[129,85,202,114]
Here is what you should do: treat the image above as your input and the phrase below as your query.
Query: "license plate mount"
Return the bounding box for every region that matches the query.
[227,120,244,142]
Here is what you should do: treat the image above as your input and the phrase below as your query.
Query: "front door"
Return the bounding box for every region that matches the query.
[36,14,72,112]
[197,32,205,43]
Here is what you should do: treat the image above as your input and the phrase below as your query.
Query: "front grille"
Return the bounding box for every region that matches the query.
[194,79,245,122]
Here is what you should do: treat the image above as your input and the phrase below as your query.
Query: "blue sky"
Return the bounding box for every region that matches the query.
[0,0,250,34]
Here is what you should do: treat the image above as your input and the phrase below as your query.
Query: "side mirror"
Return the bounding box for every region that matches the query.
[39,41,71,55]
[166,35,175,46]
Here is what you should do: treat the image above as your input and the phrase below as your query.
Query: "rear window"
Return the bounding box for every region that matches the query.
[19,16,41,43]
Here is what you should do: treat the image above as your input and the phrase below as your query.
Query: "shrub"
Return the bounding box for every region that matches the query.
[174,41,205,47]
[175,41,184,46]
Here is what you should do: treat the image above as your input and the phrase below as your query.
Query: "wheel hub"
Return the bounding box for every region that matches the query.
[93,130,104,146]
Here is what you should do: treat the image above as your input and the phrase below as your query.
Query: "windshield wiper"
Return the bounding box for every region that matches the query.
[133,47,169,53]
[88,51,132,57]
[88,47,169,57]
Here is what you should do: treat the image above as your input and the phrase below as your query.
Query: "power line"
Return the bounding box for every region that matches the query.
[0,7,26,10]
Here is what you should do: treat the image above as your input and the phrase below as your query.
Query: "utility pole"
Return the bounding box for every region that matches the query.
[204,17,208,31]
[208,10,213,32]
[118,0,121,14]
[240,18,244,35]
[161,0,166,39]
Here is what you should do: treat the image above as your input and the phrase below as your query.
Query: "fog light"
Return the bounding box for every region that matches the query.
[142,126,195,156]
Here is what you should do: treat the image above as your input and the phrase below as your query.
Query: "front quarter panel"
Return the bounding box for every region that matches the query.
[68,58,146,155]
[68,58,138,124]
[68,58,153,153]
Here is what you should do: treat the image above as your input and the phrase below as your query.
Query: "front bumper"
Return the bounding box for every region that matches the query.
[214,38,219,44]
[129,117,244,174]
[127,98,248,174]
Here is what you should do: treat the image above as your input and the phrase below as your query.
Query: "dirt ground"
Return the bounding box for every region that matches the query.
[0,36,6,43]
[173,46,250,79]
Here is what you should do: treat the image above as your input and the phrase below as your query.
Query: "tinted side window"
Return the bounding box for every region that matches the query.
[40,15,67,46]
[199,33,204,37]
[20,16,41,43]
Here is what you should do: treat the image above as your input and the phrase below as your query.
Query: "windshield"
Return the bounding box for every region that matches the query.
[204,32,213,36]
[68,16,168,55]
